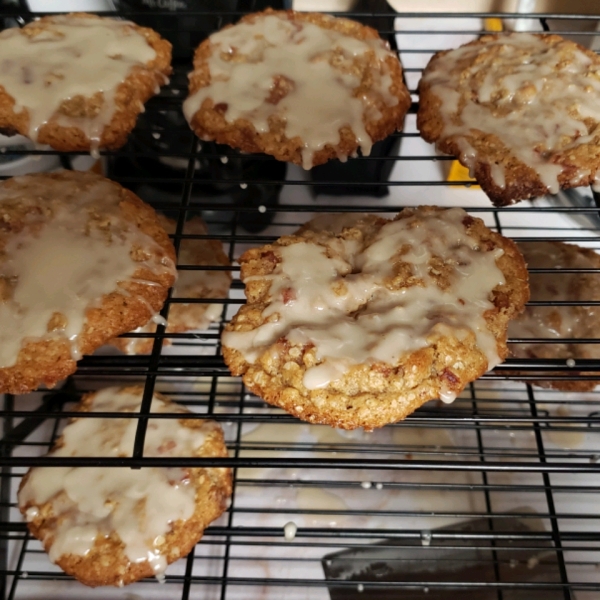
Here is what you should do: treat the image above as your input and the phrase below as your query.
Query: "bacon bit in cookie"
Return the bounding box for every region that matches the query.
[282,287,296,304]
[441,368,460,387]
[157,440,177,454]
[275,338,293,358]
[374,363,394,376]
[261,250,280,267]
[267,75,295,105]
[493,289,510,309]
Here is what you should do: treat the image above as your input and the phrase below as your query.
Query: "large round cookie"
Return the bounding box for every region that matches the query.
[418,33,600,206]
[509,240,600,391]
[0,170,177,394]
[184,8,410,169]
[110,215,232,354]
[222,207,529,430]
[18,386,232,587]
[0,13,172,152]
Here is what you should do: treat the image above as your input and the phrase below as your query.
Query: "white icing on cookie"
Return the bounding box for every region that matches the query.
[18,387,215,573]
[0,15,159,150]
[183,12,399,169]
[118,216,230,354]
[0,173,176,368]
[168,217,230,326]
[421,33,600,194]
[223,207,505,389]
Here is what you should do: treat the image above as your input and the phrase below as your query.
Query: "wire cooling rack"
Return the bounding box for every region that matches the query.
[2,3,600,599]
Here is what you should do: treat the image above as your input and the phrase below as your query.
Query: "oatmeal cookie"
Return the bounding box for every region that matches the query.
[222,207,529,430]
[418,33,600,206]
[18,385,232,587]
[184,8,410,169]
[110,215,231,354]
[0,13,172,152]
[508,241,600,391]
[0,170,177,394]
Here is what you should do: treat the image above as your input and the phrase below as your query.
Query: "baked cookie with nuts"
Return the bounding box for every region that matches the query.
[0,13,172,152]
[418,33,600,206]
[18,386,232,587]
[508,240,600,391]
[184,9,410,168]
[109,215,231,354]
[222,207,529,430]
[0,170,177,394]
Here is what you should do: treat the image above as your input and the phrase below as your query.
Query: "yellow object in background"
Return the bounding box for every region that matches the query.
[484,18,504,32]
[447,160,480,187]
[445,17,503,186]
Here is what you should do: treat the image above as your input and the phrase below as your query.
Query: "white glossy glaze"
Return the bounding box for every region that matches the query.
[18,387,215,573]
[0,15,158,148]
[223,208,505,389]
[422,33,600,194]
[0,173,176,367]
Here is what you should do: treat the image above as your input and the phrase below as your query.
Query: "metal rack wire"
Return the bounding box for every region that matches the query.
[1,3,600,599]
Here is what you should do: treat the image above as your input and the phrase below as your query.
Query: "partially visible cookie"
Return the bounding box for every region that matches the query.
[110,215,231,354]
[222,207,529,430]
[418,33,600,206]
[18,385,232,587]
[184,8,410,169]
[508,240,600,391]
[0,13,172,153]
[0,170,177,394]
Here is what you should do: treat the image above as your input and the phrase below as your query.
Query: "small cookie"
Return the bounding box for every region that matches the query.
[0,170,177,394]
[18,385,232,587]
[110,215,232,354]
[0,13,172,152]
[418,33,600,206]
[222,207,529,430]
[509,241,600,391]
[184,8,410,169]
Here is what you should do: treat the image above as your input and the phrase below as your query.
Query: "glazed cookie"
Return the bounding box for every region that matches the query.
[509,241,600,391]
[184,8,410,169]
[222,207,529,430]
[418,33,600,206]
[110,215,232,354]
[18,386,232,587]
[0,170,177,394]
[0,13,172,153]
